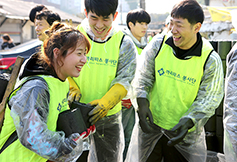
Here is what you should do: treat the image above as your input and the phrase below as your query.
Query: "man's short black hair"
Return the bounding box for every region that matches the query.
[29,4,48,23]
[84,0,118,17]
[35,10,61,26]
[126,8,151,30]
[171,0,204,25]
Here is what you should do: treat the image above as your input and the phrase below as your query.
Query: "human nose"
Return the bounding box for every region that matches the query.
[35,25,40,32]
[96,20,104,29]
[81,54,87,63]
[170,25,176,33]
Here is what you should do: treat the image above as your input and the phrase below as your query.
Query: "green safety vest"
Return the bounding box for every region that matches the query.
[136,46,143,55]
[148,36,153,43]
[73,25,124,116]
[149,36,213,130]
[0,75,69,162]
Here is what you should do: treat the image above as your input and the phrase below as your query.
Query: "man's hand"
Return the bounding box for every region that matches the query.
[137,98,154,133]
[88,83,127,125]
[68,87,81,104]
[167,118,194,146]
[88,99,110,125]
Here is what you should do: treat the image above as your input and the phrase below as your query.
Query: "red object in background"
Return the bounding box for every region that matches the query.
[0,57,17,70]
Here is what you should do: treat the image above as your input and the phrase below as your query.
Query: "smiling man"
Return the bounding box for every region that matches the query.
[68,0,136,162]
[34,10,61,42]
[126,0,224,162]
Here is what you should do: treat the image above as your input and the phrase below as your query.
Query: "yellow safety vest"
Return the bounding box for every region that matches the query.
[149,36,213,130]
[148,36,153,43]
[136,46,143,55]
[73,26,124,116]
[0,75,69,162]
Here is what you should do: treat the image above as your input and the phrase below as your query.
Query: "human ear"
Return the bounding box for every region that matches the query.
[194,22,201,33]
[53,48,64,66]
[84,9,88,18]
[128,22,134,29]
[113,11,118,21]
[53,48,60,59]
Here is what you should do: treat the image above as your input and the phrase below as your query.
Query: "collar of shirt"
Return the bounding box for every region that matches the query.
[165,32,203,60]
[123,27,147,48]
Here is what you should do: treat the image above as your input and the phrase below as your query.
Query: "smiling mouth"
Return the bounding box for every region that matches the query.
[94,28,105,34]
[76,67,81,72]
[173,36,181,41]
[76,66,83,72]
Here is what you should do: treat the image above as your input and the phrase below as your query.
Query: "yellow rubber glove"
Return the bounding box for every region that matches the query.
[68,77,81,104]
[88,83,127,125]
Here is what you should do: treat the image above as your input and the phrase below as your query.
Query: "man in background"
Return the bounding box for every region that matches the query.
[34,10,61,42]
[223,36,237,162]
[29,4,48,23]
[122,8,150,161]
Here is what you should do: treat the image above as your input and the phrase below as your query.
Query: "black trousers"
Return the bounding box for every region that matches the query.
[77,151,89,162]
[146,135,188,162]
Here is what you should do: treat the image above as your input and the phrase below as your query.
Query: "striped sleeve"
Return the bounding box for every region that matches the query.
[182,50,224,128]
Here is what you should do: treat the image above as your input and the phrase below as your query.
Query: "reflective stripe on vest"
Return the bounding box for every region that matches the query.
[74,25,124,116]
[149,36,213,130]
[0,75,69,161]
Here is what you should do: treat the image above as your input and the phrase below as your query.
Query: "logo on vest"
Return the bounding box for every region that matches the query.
[57,97,68,112]
[87,56,117,67]
[157,68,196,85]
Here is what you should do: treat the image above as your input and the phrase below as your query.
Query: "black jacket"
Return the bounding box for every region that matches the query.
[1,42,15,50]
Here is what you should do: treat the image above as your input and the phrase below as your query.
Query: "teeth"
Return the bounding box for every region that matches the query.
[95,28,104,32]
[174,36,180,38]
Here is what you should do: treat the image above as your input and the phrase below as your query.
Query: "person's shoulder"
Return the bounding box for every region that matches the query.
[154,33,166,41]
[1,42,8,49]
[122,34,135,45]
[201,37,219,60]
[209,50,221,60]
[18,76,48,89]
[226,43,237,65]
[206,50,223,69]
[147,33,165,48]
